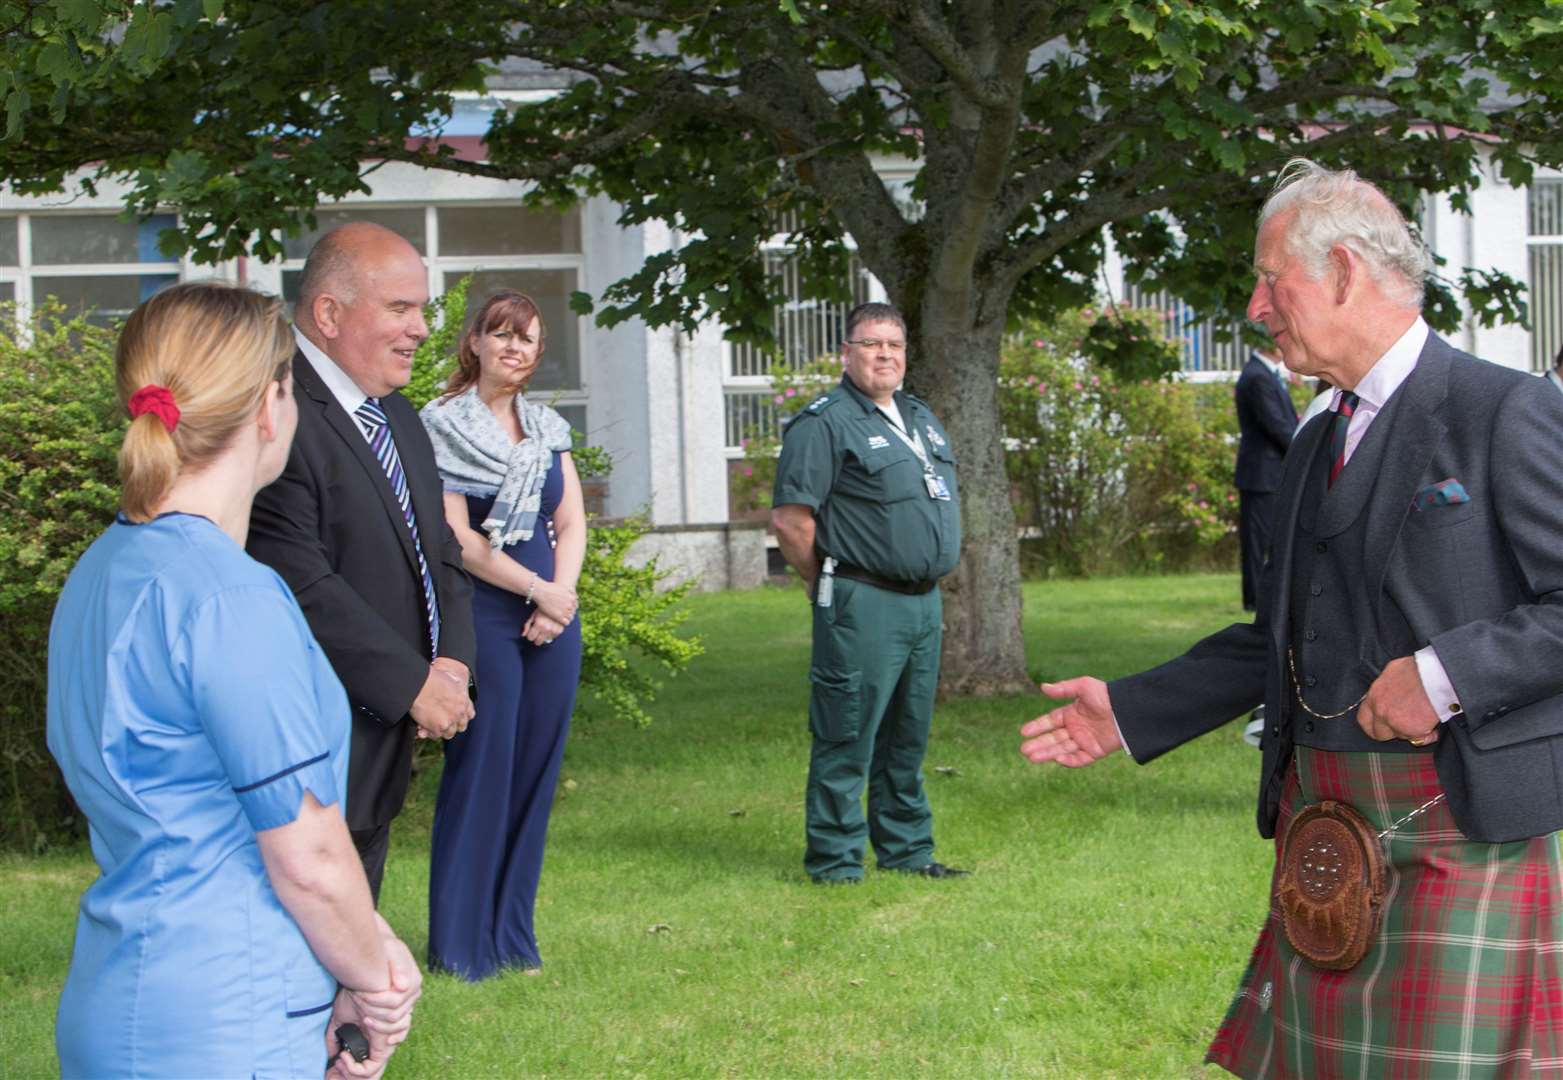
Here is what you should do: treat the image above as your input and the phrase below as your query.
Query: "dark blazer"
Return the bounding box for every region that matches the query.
[1111,333,1563,843]
[1234,354,1298,492]
[248,351,476,831]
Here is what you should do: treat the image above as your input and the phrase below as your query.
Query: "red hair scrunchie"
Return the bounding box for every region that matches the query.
[127,384,180,433]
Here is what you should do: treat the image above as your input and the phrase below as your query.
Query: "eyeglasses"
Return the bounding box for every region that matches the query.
[844,338,907,353]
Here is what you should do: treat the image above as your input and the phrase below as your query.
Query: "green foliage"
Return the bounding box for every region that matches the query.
[0,302,123,851]
[13,0,1563,690]
[1079,308,1183,383]
[402,273,471,411]
[738,309,1244,577]
[574,519,702,728]
[1002,309,1241,576]
[8,3,1562,338]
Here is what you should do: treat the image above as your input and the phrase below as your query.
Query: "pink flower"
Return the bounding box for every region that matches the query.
[1186,483,1197,493]
[1198,500,1209,509]
[1090,375,1099,385]
[1073,382,1082,390]
[1033,339,1045,348]
[772,394,785,404]
[784,387,797,398]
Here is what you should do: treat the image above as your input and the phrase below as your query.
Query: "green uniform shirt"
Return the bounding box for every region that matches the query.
[773,376,961,582]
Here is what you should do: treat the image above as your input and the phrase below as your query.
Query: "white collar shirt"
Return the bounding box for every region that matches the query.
[1334,317,1428,466]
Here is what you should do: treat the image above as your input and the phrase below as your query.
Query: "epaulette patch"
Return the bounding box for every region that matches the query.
[806,395,835,413]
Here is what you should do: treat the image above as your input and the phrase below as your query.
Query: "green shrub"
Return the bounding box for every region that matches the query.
[406,279,701,729]
[1002,309,1240,576]
[0,302,123,851]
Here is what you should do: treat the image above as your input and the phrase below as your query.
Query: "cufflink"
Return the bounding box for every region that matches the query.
[1448,702,1462,715]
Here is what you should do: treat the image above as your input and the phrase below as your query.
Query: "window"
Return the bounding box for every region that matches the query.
[1119,281,1246,375]
[722,246,878,453]
[1528,179,1563,371]
[272,203,588,424]
[0,213,181,327]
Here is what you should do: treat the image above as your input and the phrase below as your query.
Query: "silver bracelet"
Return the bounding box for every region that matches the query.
[526,574,538,604]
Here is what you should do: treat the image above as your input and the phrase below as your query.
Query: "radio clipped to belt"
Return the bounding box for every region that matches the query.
[816,556,836,608]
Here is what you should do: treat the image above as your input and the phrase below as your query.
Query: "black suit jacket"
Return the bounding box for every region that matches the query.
[1234,355,1297,492]
[248,351,476,830]
[1111,334,1563,843]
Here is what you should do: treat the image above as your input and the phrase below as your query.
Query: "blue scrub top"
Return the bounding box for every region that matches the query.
[47,512,351,1079]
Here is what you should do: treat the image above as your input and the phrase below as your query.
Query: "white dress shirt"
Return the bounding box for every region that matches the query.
[1321,319,1458,722]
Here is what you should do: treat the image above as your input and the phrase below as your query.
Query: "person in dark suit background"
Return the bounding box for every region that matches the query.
[1233,343,1296,610]
[249,222,477,901]
[1021,160,1563,1073]
[1548,342,1563,396]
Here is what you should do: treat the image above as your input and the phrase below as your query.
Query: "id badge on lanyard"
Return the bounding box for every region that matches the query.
[884,417,950,501]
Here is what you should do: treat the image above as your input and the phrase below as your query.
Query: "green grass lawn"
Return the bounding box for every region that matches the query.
[0,573,1270,1078]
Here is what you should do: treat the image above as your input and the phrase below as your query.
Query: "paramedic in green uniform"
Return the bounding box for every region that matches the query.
[772,302,966,884]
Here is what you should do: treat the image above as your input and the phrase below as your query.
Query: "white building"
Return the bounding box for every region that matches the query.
[3,125,1557,586]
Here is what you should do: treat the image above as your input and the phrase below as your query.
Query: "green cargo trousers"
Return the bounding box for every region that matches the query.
[804,576,942,881]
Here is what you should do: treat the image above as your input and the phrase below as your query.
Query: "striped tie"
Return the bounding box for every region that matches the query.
[1327,390,1360,488]
[354,398,440,653]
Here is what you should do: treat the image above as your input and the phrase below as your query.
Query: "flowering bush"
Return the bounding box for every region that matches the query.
[1002,309,1241,576]
[729,352,844,514]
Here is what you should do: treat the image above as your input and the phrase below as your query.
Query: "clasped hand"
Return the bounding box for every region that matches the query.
[529,576,577,625]
[327,919,422,1080]
[411,658,473,740]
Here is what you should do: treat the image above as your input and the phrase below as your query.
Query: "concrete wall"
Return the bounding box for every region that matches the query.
[626,521,769,593]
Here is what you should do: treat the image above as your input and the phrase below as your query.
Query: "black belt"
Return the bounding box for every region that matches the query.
[832,562,938,595]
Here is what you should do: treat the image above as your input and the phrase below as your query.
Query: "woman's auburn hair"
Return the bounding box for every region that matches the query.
[441,289,546,400]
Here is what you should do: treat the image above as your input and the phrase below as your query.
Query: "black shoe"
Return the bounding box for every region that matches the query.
[811,874,862,886]
[897,861,969,879]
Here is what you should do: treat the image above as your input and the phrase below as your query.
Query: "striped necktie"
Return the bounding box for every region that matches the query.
[354,398,440,653]
[1327,390,1360,488]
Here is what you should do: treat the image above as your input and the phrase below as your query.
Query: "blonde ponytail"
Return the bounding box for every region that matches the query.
[115,282,293,522]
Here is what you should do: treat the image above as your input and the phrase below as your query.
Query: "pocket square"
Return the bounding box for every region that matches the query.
[1411,477,1470,511]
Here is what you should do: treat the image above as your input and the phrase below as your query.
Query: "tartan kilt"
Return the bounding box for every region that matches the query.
[1208,746,1563,1079]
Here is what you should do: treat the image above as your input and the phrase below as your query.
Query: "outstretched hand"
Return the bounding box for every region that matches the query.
[1019,676,1124,768]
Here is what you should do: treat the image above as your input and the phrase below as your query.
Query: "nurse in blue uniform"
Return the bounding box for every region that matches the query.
[47,283,422,1079]
[421,289,586,980]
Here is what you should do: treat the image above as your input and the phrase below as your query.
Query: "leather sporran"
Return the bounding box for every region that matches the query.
[1275,800,1388,971]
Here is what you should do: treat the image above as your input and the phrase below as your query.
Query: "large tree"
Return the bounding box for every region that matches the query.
[6,0,1562,694]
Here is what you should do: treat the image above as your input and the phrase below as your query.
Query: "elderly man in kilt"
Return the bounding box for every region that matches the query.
[1021,158,1563,1078]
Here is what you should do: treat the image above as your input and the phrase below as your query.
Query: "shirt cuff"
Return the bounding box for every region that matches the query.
[1111,713,1138,762]
[1414,645,1463,723]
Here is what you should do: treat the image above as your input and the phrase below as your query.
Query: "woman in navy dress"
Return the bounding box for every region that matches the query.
[421,289,586,980]
[47,283,421,1078]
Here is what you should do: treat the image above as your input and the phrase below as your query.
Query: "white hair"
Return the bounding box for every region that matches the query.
[1258,159,1430,309]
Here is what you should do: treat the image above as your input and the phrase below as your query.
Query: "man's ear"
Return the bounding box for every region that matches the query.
[1329,244,1356,305]
[312,293,343,340]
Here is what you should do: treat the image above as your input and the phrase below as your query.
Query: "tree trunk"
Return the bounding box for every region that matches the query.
[908,314,1033,698]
